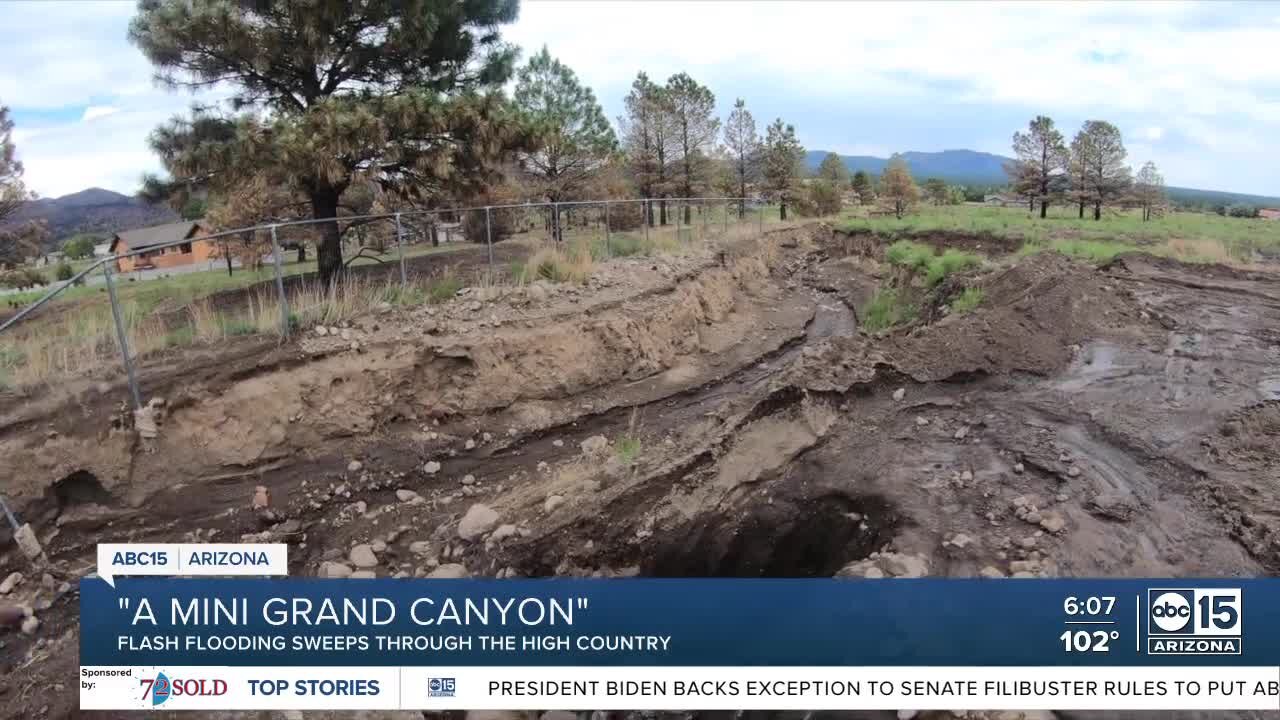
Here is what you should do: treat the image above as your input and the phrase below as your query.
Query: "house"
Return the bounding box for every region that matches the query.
[92,242,111,258]
[108,220,217,273]
[1259,208,1280,220]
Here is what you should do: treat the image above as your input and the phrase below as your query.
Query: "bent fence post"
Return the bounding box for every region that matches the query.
[485,207,494,268]
[269,225,291,338]
[643,200,651,245]
[102,261,142,410]
[395,213,407,286]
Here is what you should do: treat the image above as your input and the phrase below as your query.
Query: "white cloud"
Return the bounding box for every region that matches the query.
[1141,126,1165,141]
[81,106,120,123]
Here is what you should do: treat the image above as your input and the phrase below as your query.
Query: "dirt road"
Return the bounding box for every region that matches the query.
[0,223,1277,720]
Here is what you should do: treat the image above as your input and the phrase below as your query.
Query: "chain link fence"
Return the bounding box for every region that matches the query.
[0,197,769,408]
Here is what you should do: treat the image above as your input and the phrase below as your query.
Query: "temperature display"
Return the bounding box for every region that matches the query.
[1061,595,1120,653]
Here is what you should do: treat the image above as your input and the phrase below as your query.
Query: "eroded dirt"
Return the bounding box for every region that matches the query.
[0,223,1278,720]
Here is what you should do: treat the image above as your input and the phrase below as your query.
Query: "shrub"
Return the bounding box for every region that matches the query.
[526,245,593,284]
[807,180,843,216]
[862,288,917,331]
[885,240,934,270]
[54,262,74,281]
[924,249,981,286]
[461,206,515,245]
[62,235,97,260]
[950,287,984,314]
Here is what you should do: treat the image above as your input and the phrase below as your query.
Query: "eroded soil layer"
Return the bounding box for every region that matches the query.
[1,224,1278,720]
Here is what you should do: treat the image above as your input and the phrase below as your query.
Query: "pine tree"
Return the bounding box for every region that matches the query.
[879,154,919,219]
[722,98,760,217]
[851,170,874,205]
[761,119,805,221]
[665,73,719,224]
[130,0,523,284]
[1073,121,1131,220]
[514,46,617,240]
[1011,115,1068,218]
[1134,161,1166,222]
[817,153,849,186]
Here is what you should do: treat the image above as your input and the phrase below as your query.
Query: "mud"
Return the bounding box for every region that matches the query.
[1,221,1279,720]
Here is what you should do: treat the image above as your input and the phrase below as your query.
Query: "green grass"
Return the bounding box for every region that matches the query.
[950,287,985,314]
[222,319,257,336]
[862,288,917,332]
[884,240,981,286]
[616,435,642,465]
[836,204,1280,258]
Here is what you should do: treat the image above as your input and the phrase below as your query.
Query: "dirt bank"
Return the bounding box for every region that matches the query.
[1,222,1278,720]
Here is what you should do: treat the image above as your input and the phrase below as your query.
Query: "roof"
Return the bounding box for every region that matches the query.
[109,220,203,253]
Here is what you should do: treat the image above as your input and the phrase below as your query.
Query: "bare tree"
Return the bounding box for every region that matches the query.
[722,98,760,217]
[1134,161,1166,222]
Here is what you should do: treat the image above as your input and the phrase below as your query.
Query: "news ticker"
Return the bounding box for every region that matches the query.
[77,571,1280,710]
[79,666,1280,711]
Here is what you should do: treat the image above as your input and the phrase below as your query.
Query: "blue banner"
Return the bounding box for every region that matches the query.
[81,578,1276,667]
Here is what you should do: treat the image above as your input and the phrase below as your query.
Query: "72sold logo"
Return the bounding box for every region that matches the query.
[1147,588,1241,655]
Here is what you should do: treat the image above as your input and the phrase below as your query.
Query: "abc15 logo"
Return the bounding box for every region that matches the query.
[1148,588,1241,636]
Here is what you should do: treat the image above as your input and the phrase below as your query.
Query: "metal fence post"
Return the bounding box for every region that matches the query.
[484,206,494,268]
[603,201,611,257]
[702,199,708,240]
[394,212,407,286]
[643,200,651,245]
[552,202,560,243]
[723,200,729,234]
[269,225,291,337]
[758,203,764,236]
[102,261,142,410]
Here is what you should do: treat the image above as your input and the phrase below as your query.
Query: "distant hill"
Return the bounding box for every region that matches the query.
[4,188,178,251]
[805,149,1280,208]
[805,149,1013,185]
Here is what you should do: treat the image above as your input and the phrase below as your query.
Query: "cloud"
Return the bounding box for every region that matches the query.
[81,106,120,123]
[1,0,1277,198]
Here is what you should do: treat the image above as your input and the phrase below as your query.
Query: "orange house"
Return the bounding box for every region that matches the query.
[108,221,218,273]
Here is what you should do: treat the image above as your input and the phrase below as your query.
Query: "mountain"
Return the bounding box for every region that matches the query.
[5,187,179,250]
[806,149,1280,207]
[805,149,1013,185]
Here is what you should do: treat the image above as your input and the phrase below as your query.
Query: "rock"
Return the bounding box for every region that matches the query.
[892,388,906,402]
[427,563,470,579]
[543,494,566,513]
[21,616,39,635]
[465,439,476,450]
[0,573,22,594]
[863,567,885,579]
[41,573,55,591]
[350,571,376,579]
[960,470,973,482]
[14,524,41,559]
[315,326,329,336]
[318,562,353,578]
[340,328,353,341]
[409,541,432,556]
[371,540,387,553]
[979,566,1005,579]
[1056,493,1069,502]
[1013,462,1024,474]
[252,485,271,509]
[461,474,476,485]
[134,405,160,439]
[580,435,609,456]
[947,533,975,549]
[490,524,518,542]
[953,426,969,440]
[915,416,929,427]
[457,504,500,541]
[882,553,929,578]
[552,439,564,447]
[347,460,363,473]
[1089,492,1136,521]
[1039,512,1067,534]
[423,461,442,474]
[349,545,378,568]
[0,603,24,627]
[396,489,420,503]
[1067,465,1082,477]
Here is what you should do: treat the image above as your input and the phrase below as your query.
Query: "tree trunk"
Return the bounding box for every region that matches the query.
[660,200,668,226]
[1093,201,1102,221]
[297,244,306,263]
[311,188,343,286]
[780,200,787,221]
[1078,201,1085,219]
[1039,199,1048,219]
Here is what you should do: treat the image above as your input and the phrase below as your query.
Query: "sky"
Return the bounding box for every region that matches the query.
[3,0,1278,200]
